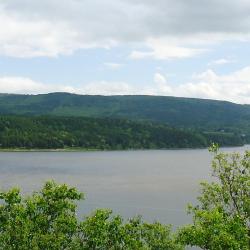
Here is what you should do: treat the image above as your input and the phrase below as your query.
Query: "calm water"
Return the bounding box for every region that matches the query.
[0,146,249,227]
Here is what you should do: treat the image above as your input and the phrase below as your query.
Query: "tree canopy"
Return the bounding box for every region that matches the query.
[177,144,250,249]
[0,181,182,250]
[0,115,245,150]
[0,146,249,249]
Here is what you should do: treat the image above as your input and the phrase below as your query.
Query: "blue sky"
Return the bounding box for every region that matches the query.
[0,0,250,103]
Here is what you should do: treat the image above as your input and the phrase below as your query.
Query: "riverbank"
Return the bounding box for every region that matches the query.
[0,144,246,152]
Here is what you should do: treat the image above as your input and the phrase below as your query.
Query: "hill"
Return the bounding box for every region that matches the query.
[0,92,250,133]
[0,92,250,148]
[0,115,245,149]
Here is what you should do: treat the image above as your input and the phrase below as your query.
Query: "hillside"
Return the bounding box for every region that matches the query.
[0,115,245,149]
[1,93,250,131]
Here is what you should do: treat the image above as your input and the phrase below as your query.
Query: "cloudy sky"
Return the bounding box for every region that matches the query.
[0,0,250,103]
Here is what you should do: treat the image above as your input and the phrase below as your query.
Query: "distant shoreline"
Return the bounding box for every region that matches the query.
[0,145,246,152]
[0,148,99,152]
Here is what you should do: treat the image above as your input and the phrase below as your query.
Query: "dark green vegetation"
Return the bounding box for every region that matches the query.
[0,181,182,250]
[178,145,250,249]
[1,93,250,130]
[0,147,249,249]
[0,115,245,150]
[0,92,250,149]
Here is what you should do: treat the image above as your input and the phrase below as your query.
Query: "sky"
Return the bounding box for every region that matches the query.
[0,0,250,103]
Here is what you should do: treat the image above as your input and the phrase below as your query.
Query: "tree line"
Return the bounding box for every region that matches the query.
[0,115,245,150]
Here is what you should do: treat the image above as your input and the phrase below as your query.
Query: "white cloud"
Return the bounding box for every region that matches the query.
[0,77,75,94]
[104,62,123,70]
[129,37,206,60]
[80,81,134,95]
[0,0,250,57]
[129,50,153,60]
[0,8,82,57]
[208,58,236,66]
[153,73,172,94]
[1,66,250,103]
[175,67,250,103]
[0,76,135,95]
[150,67,250,104]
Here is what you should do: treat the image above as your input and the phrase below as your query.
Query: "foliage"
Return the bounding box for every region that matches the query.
[1,93,250,136]
[78,210,182,250]
[0,147,249,249]
[0,181,83,249]
[177,145,250,249]
[0,115,245,150]
[0,181,183,250]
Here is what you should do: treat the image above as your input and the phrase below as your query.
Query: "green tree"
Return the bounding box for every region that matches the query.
[178,144,250,249]
[0,146,249,249]
[78,210,182,250]
[0,181,83,249]
[0,181,182,249]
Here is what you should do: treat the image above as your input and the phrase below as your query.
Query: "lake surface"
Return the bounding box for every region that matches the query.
[0,146,249,227]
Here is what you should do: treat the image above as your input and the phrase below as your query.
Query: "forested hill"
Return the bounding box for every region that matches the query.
[0,116,245,149]
[1,93,250,131]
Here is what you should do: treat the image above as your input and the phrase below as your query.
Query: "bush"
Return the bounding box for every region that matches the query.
[0,145,249,249]
[0,181,182,249]
[177,144,250,249]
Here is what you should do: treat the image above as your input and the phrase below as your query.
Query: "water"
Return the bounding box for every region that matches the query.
[0,146,249,227]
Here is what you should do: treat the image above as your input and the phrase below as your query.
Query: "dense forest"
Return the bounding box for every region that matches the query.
[0,115,246,150]
[1,93,250,132]
[0,93,250,149]
[0,93,250,135]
